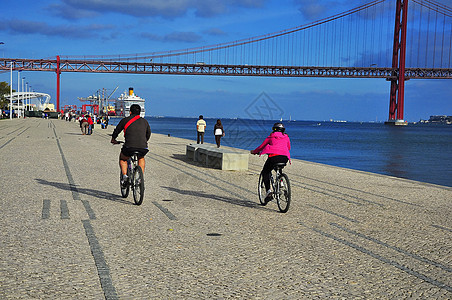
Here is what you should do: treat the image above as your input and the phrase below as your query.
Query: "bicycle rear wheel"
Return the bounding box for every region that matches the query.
[258,173,269,206]
[276,173,291,213]
[120,171,129,198]
[132,166,145,205]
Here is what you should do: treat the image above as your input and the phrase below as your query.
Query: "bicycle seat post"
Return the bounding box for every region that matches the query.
[131,152,141,164]
[273,163,286,173]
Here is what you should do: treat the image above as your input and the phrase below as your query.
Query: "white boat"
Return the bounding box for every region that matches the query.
[115,87,146,117]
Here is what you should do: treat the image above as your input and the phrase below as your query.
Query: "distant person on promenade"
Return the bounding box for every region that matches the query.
[251,122,291,202]
[214,119,225,148]
[101,117,107,129]
[80,115,89,135]
[111,104,151,186]
[87,114,94,135]
[196,115,207,144]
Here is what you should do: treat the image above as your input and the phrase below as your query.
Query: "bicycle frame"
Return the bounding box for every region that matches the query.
[270,169,282,200]
[127,154,139,175]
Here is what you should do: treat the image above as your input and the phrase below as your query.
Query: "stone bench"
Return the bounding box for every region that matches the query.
[186,143,249,170]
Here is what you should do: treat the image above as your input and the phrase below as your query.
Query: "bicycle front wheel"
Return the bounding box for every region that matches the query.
[132,166,145,205]
[276,173,291,213]
[120,171,129,198]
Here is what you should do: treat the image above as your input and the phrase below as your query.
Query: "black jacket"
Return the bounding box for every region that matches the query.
[112,115,151,149]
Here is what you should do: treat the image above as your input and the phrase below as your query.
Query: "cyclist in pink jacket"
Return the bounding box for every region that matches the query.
[251,122,291,200]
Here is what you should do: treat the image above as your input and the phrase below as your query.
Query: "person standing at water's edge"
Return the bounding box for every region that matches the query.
[196,115,206,144]
[111,104,151,186]
[214,119,225,148]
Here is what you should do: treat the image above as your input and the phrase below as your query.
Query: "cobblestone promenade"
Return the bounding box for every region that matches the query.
[1,118,451,299]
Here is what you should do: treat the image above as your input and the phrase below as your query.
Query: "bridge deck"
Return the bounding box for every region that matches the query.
[1,118,451,299]
[1,59,452,79]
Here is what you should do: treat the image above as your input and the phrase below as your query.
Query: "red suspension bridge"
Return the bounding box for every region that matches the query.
[1,0,451,124]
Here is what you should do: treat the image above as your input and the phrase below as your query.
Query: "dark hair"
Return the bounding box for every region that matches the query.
[199,115,204,119]
[216,119,222,125]
[130,104,141,115]
[272,122,285,133]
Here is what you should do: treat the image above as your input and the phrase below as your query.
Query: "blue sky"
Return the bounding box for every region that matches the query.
[1,0,451,122]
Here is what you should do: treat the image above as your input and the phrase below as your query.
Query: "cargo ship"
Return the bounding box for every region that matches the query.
[115,87,146,117]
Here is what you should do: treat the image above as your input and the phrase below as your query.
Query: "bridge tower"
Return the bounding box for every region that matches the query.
[386,0,409,125]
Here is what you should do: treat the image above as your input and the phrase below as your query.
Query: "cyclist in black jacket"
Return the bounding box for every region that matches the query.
[111,104,151,185]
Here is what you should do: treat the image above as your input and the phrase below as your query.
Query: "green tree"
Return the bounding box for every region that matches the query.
[0,81,15,110]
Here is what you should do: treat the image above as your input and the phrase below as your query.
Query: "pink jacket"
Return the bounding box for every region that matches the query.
[252,131,291,160]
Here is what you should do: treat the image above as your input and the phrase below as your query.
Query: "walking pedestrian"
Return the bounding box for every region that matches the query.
[214,119,225,148]
[80,115,89,135]
[87,114,94,135]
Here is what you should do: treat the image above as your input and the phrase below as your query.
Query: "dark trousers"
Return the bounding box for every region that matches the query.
[261,155,289,191]
[215,135,222,147]
[197,131,204,144]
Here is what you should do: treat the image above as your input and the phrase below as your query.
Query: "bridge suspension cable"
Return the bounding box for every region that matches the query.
[413,0,452,16]
[408,0,452,68]
[60,0,392,68]
[32,0,447,71]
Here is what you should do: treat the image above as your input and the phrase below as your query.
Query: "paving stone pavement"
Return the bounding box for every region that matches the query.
[0,118,451,299]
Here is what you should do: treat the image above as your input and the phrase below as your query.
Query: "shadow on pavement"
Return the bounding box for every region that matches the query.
[35,178,134,205]
[170,153,219,170]
[170,154,198,166]
[162,186,266,210]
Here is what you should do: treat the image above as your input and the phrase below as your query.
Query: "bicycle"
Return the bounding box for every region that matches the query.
[116,142,145,205]
[258,162,291,213]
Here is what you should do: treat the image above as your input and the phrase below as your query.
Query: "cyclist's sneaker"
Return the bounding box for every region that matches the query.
[264,190,273,203]
[121,175,129,187]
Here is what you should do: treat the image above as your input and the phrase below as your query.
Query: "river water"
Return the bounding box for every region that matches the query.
[109,117,452,187]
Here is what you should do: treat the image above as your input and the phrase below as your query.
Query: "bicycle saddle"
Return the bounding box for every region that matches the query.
[274,163,287,168]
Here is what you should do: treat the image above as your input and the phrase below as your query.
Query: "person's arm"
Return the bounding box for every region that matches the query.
[146,123,151,141]
[251,137,270,154]
[111,118,126,144]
